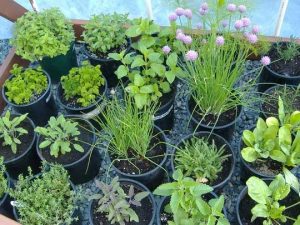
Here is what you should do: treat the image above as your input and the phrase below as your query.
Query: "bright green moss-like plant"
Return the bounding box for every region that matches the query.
[61,61,105,107]
[0,111,28,154]
[82,13,129,55]
[174,137,229,183]
[35,115,84,158]
[0,157,8,199]
[9,164,78,225]
[10,8,75,61]
[4,65,48,105]
[90,177,149,225]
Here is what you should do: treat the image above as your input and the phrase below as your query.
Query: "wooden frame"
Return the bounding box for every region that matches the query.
[0,0,300,113]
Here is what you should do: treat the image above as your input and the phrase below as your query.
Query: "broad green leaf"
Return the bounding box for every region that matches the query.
[153,182,177,196]
[133,74,145,87]
[166,53,178,68]
[131,57,145,68]
[196,198,211,215]
[172,169,183,181]
[246,177,271,204]
[134,191,149,201]
[266,117,279,127]
[39,140,51,149]
[115,65,128,79]
[108,53,121,61]
[165,71,176,83]
[73,144,84,152]
[283,168,300,195]
[151,63,166,76]
[242,130,255,146]
[125,25,142,37]
[191,184,213,196]
[278,96,285,124]
[170,191,180,213]
[134,93,148,109]
[290,111,300,126]
[140,85,154,94]
[241,147,258,162]
[251,204,269,219]
[270,150,287,163]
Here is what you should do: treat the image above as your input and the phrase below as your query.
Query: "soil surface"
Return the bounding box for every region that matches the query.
[268,44,300,77]
[39,120,94,165]
[111,135,166,175]
[86,41,129,60]
[0,119,34,161]
[91,183,153,225]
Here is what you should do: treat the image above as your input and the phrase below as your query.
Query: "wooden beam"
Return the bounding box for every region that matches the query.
[71,19,88,40]
[0,0,28,22]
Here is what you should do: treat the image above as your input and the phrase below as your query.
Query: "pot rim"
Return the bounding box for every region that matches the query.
[0,172,11,207]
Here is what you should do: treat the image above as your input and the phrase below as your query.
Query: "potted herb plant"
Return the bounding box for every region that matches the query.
[35,115,100,184]
[10,164,79,225]
[170,132,235,191]
[237,174,300,225]
[94,94,167,190]
[0,111,39,179]
[10,8,77,84]
[259,38,300,92]
[0,157,12,218]
[154,169,230,225]
[82,13,131,88]
[240,97,300,181]
[110,18,182,132]
[88,176,155,225]
[2,64,57,126]
[57,61,108,115]
[260,84,300,119]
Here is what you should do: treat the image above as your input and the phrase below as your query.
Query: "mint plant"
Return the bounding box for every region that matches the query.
[82,13,129,55]
[0,111,28,154]
[0,157,8,199]
[35,115,84,158]
[9,164,78,225]
[90,177,149,225]
[60,61,105,107]
[242,97,300,168]
[246,174,300,225]
[4,65,48,105]
[174,137,229,183]
[11,8,75,61]
[153,169,230,225]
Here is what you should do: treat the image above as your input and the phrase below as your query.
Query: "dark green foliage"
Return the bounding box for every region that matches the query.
[61,61,105,107]
[0,157,7,199]
[276,37,300,62]
[90,177,149,225]
[11,8,75,61]
[4,65,48,105]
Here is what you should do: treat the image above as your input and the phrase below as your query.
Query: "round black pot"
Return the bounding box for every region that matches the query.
[258,43,300,93]
[109,126,168,191]
[236,179,300,225]
[2,114,40,180]
[2,70,57,126]
[88,178,156,225]
[56,75,108,115]
[13,176,80,224]
[82,39,132,88]
[39,42,78,85]
[170,132,235,191]
[154,85,176,133]
[187,96,243,141]
[36,116,101,184]
[0,172,13,219]
[157,192,228,225]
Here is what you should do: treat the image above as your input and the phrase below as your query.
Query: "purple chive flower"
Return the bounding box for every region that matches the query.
[182,35,192,45]
[252,25,260,34]
[199,8,208,15]
[196,22,203,29]
[162,46,171,54]
[238,5,247,13]
[242,17,251,27]
[176,32,185,41]
[176,29,183,34]
[227,3,237,12]
[175,7,185,16]
[184,9,193,19]
[247,33,258,44]
[185,50,198,61]
[216,36,225,46]
[234,20,243,30]
[201,2,209,10]
[261,56,271,66]
[168,13,178,21]
[221,20,229,28]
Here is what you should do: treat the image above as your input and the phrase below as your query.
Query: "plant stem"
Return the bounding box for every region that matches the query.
[286,216,296,222]
[285,201,300,210]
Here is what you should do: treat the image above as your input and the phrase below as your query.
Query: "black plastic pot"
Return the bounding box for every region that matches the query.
[36,116,101,184]
[56,76,108,115]
[2,70,57,126]
[88,178,156,225]
[154,85,176,133]
[82,39,132,88]
[2,115,40,180]
[157,192,228,225]
[39,42,78,85]
[0,172,13,219]
[187,96,243,141]
[170,132,235,191]
[236,179,300,225]
[258,43,300,92]
[109,126,168,191]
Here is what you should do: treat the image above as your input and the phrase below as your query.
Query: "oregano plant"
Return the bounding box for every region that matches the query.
[4,65,48,105]
[35,115,84,158]
[60,61,105,107]
[0,157,8,199]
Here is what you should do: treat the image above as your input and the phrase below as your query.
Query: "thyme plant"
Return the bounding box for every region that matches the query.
[276,37,300,62]
[0,157,7,199]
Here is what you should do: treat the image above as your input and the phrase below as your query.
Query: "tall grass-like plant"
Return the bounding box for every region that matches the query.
[94,94,158,160]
